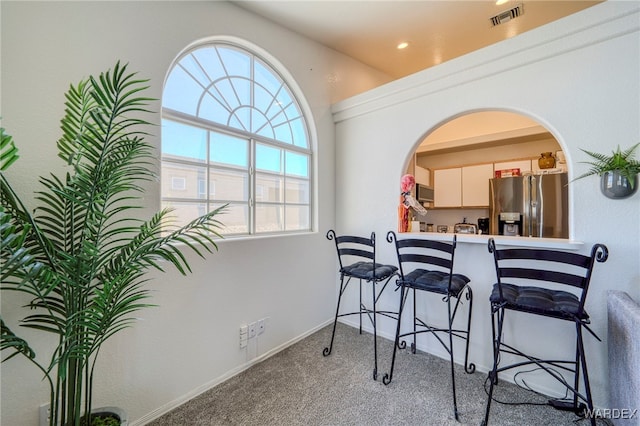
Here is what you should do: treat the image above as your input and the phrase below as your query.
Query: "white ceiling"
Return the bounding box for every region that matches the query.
[232,0,602,79]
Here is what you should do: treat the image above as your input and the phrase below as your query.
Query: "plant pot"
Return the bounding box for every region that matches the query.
[91,407,129,426]
[600,171,638,199]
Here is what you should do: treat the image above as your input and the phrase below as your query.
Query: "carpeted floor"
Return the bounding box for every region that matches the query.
[149,323,606,425]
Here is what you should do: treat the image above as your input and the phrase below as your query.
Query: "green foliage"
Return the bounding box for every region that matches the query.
[0,62,226,426]
[86,413,120,426]
[573,143,640,189]
[1,127,20,171]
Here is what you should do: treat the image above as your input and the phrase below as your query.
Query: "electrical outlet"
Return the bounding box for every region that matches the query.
[248,322,257,338]
[39,403,51,426]
[240,325,249,348]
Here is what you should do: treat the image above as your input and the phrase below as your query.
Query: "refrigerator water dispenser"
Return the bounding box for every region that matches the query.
[499,212,522,236]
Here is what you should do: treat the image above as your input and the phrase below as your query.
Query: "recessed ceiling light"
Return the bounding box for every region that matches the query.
[496,0,509,5]
[397,42,409,50]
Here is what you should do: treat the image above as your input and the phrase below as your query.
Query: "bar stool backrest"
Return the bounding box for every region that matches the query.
[388,231,458,293]
[327,229,377,276]
[488,238,608,316]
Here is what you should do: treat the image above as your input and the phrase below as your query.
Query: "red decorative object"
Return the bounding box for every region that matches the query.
[495,168,521,178]
[398,174,415,232]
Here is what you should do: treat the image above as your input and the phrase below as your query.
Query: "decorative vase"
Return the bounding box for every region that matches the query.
[601,171,638,199]
[538,152,556,169]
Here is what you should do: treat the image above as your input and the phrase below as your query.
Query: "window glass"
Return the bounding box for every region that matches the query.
[209,169,248,202]
[193,47,226,79]
[256,174,283,202]
[210,131,248,168]
[162,164,208,200]
[162,69,201,116]
[219,47,251,78]
[162,120,207,162]
[162,201,208,228]
[213,202,249,235]
[162,41,311,236]
[285,151,308,177]
[285,205,310,231]
[285,178,309,203]
[256,144,282,173]
[255,204,284,233]
[254,60,281,94]
[200,95,231,124]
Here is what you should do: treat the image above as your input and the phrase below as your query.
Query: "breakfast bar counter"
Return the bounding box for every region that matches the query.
[404,232,584,250]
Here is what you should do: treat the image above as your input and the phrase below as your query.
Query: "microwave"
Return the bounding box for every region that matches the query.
[415,184,434,203]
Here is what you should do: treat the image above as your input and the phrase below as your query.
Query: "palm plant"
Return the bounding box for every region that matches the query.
[0,62,225,426]
[573,143,640,189]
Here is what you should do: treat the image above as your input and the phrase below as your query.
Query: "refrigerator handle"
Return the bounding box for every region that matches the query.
[523,176,530,237]
[530,175,540,237]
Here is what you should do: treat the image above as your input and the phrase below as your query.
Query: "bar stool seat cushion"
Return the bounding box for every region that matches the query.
[341,261,398,281]
[402,269,470,296]
[490,283,589,320]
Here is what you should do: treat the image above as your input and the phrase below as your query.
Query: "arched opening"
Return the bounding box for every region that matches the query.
[405,111,569,238]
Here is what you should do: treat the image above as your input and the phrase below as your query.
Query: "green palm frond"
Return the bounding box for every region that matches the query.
[1,128,19,171]
[1,62,225,425]
[1,318,36,361]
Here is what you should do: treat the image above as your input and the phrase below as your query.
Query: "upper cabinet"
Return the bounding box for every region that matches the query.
[434,168,462,207]
[433,161,546,208]
[434,164,494,208]
[462,164,494,207]
[414,165,431,186]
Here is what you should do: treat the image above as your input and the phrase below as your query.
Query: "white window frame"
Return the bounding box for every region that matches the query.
[161,39,314,237]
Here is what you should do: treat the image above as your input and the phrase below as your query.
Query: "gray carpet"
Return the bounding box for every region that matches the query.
[149,323,604,425]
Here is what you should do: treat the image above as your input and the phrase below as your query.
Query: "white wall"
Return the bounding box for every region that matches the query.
[333,1,640,409]
[0,2,392,425]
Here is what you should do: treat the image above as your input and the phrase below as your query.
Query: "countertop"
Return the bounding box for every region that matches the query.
[405,232,584,250]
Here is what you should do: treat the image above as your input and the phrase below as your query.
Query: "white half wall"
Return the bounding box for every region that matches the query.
[332,0,640,409]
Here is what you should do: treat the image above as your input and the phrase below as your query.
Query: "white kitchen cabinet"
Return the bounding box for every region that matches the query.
[414,165,431,186]
[434,168,462,207]
[462,163,494,207]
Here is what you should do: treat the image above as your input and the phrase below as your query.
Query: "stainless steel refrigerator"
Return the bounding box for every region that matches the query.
[489,173,568,238]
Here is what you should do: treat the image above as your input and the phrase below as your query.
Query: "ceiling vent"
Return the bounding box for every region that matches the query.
[490,3,524,27]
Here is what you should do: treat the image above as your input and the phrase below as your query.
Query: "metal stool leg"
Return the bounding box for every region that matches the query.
[577,324,596,426]
[411,288,418,353]
[383,284,407,385]
[372,280,378,380]
[359,279,363,334]
[463,286,476,374]
[323,274,347,357]
[482,306,505,426]
[447,296,460,421]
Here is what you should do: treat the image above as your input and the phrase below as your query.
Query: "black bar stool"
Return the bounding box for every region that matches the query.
[482,238,608,426]
[383,231,475,421]
[323,230,399,380]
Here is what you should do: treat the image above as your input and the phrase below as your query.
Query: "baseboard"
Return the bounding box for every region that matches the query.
[131,319,333,426]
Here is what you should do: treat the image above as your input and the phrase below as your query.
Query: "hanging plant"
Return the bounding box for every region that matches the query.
[573,143,640,198]
[573,143,640,186]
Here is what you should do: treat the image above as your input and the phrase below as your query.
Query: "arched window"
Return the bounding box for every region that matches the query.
[161,41,312,236]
